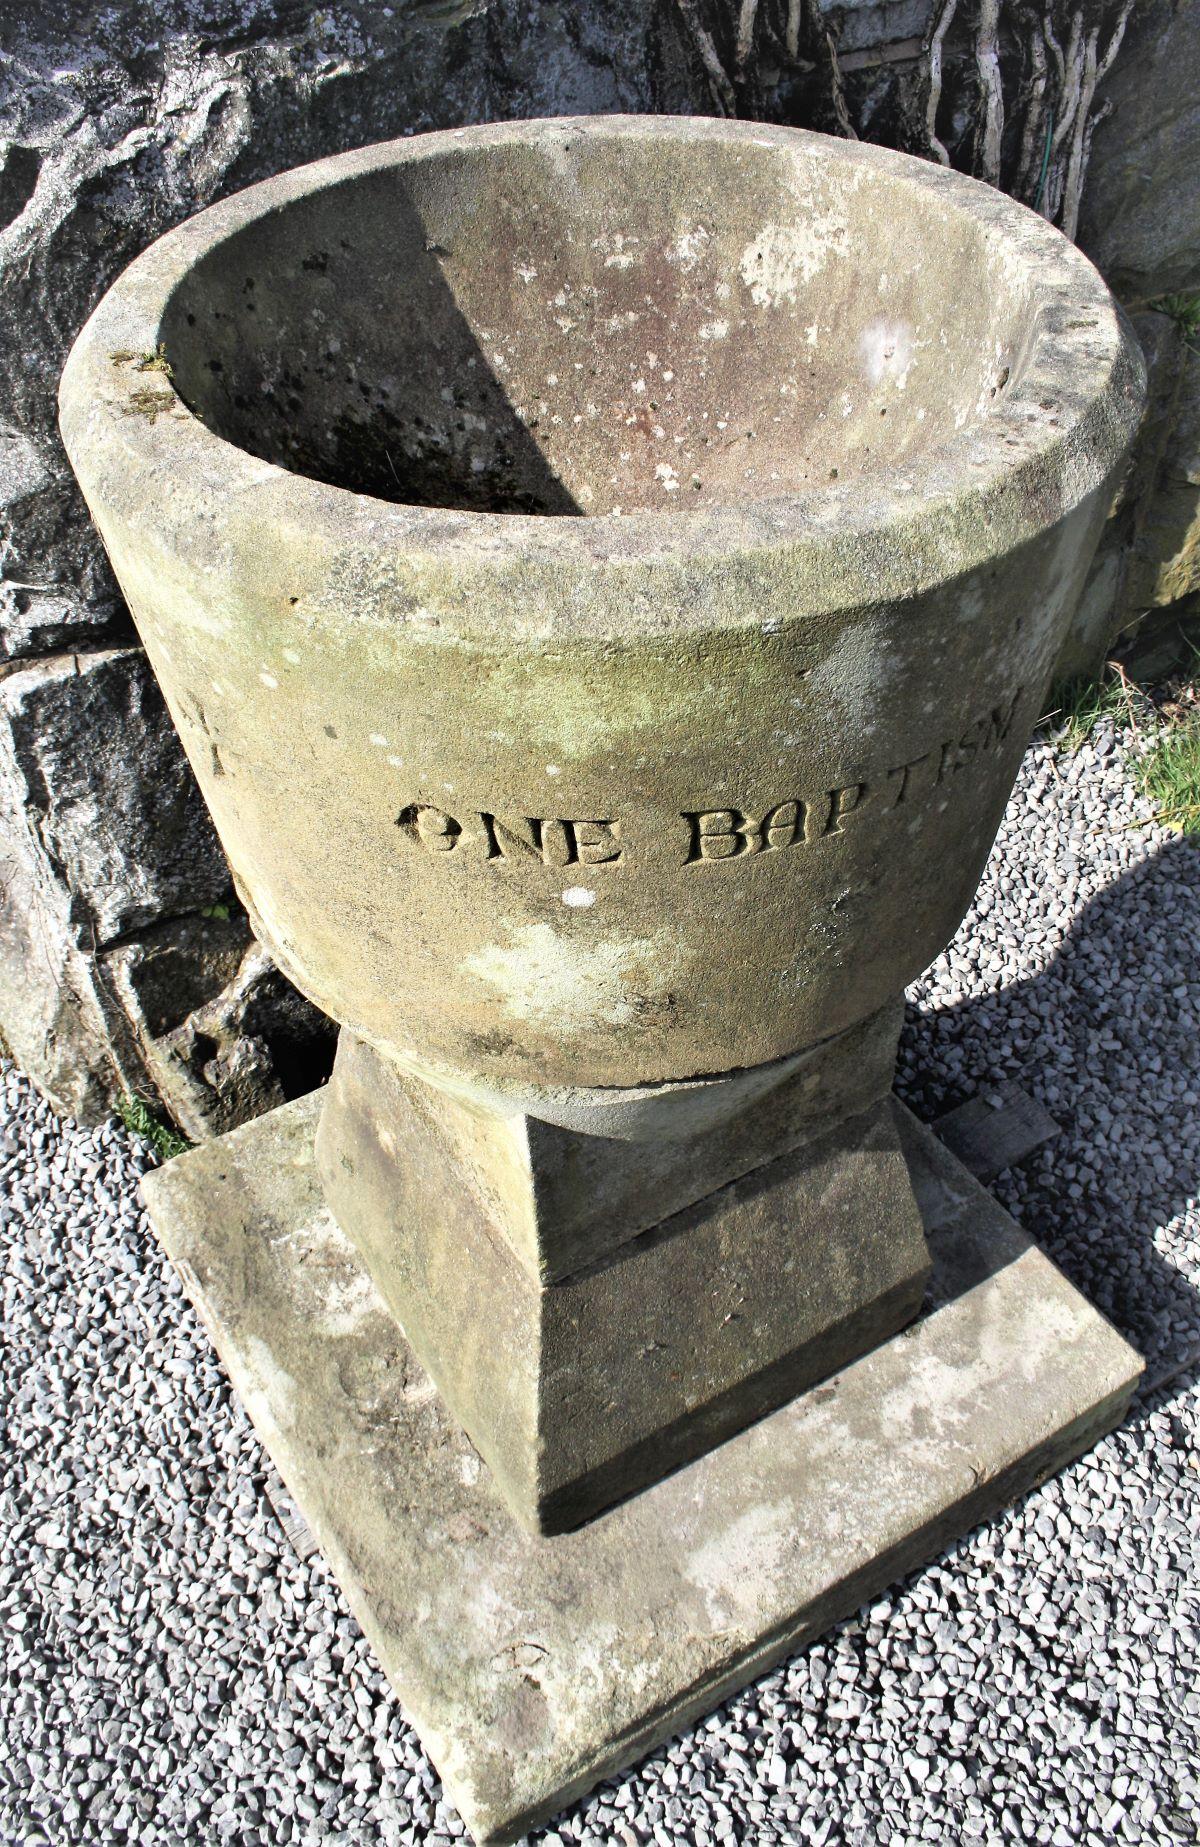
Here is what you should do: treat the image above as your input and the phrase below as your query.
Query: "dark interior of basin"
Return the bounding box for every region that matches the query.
[161,130,1037,517]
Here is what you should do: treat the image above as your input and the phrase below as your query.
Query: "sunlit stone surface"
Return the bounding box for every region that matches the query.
[63,114,1143,1840]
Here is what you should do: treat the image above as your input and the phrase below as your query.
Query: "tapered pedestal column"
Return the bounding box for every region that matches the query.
[314,1003,931,1532]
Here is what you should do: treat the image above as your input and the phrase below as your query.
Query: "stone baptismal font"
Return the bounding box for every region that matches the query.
[60,116,1144,1843]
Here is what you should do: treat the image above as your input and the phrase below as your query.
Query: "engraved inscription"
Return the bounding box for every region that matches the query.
[395,691,1024,872]
[684,690,1021,863]
[684,802,810,861]
[402,804,462,852]
[397,807,624,868]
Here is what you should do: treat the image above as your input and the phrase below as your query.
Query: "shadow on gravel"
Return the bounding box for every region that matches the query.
[900,832,1200,1404]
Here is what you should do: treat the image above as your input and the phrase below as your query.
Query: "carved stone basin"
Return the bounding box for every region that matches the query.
[60,117,1143,1534]
[60,115,1140,1107]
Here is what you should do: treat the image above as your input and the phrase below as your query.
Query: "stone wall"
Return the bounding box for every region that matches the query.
[2,0,1198,1131]
[1077,0,1200,307]
[1057,307,1200,683]
[1060,0,1200,680]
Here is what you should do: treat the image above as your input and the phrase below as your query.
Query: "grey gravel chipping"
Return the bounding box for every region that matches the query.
[2,717,1198,1847]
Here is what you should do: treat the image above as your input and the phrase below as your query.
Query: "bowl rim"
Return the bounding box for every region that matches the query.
[59,113,1145,629]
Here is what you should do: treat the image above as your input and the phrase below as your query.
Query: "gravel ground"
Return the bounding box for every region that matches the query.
[2,719,1198,1847]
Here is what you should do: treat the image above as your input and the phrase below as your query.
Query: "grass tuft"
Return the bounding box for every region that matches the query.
[1043,665,1141,753]
[115,1092,191,1161]
[1151,292,1200,352]
[1139,713,1200,834]
[1044,627,1200,834]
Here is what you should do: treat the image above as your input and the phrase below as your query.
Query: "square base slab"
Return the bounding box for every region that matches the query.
[142,1094,1142,1846]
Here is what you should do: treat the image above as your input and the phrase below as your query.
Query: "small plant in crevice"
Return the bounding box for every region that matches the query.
[1150,292,1200,353]
[109,345,177,423]
[1133,627,1200,833]
[115,1092,192,1162]
[134,343,173,377]
[108,343,173,376]
[122,386,175,423]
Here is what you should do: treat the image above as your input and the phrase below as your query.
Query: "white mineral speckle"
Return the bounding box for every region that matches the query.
[463,923,673,1035]
[562,887,596,908]
[740,213,847,306]
[668,226,710,270]
[684,1502,793,1627]
[860,318,914,389]
[594,231,638,269]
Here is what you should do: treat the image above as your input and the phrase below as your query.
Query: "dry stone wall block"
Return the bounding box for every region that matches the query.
[1127,341,1200,612]
[1078,0,1200,304]
[103,918,337,1143]
[0,648,230,945]
[1054,309,1192,679]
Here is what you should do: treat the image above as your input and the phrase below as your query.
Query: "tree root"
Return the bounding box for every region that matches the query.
[673,0,737,115]
[668,0,1133,241]
[924,0,959,165]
